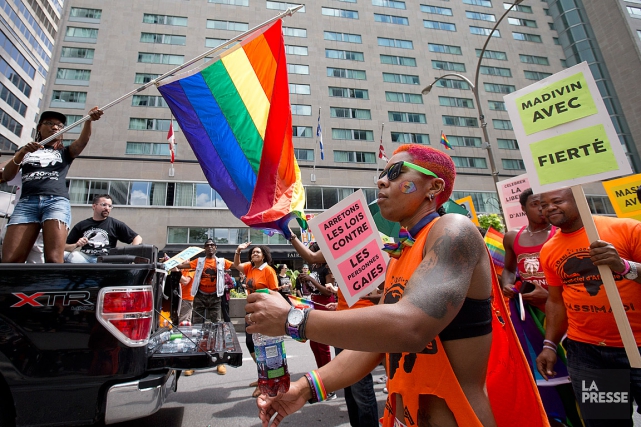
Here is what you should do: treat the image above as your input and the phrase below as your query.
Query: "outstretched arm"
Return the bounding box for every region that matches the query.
[69,107,103,158]
[247,215,488,353]
[289,232,325,264]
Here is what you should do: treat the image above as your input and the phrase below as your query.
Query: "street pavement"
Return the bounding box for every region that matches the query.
[111,334,388,427]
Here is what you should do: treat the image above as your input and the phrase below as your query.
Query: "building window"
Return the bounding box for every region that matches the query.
[420,5,453,15]
[524,70,552,80]
[447,135,482,147]
[330,107,372,120]
[627,6,641,17]
[388,111,426,123]
[334,151,376,163]
[439,96,474,108]
[289,83,311,95]
[382,72,419,85]
[428,43,462,55]
[466,11,496,22]
[493,119,513,130]
[283,27,307,37]
[51,90,87,107]
[512,32,542,42]
[484,82,515,93]
[451,156,487,168]
[326,49,365,61]
[386,92,423,104]
[380,54,416,66]
[373,0,406,9]
[470,26,500,37]
[374,14,409,25]
[0,107,23,136]
[519,54,549,65]
[209,0,249,4]
[0,58,31,97]
[443,115,478,127]
[462,0,492,7]
[488,100,506,111]
[55,68,90,86]
[432,60,466,72]
[0,84,26,116]
[129,118,176,131]
[585,196,616,215]
[451,190,499,214]
[132,95,168,107]
[424,20,456,31]
[65,27,98,41]
[207,20,248,31]
[378,37,413,49]
[504,3,532,13]
[497,138,518,150]
[138,52,184,65]
[502,159,525,170]
[140,32,186,45]
[508,17,537,27]
[70,7,102,20]
[327,67,366,79]
[0,30,35,78]
[435,78,470,90]
[322,7,359,19]
[324,31,362,43]
[328,87,369,99]
[391,132,429,144]
[479,65,512,77]
[293,126,313,137]
[285,45,309,56]
[60,47,94,63]
[476,49,507,60]
[332,128,374,141]
[292,104,312,116]
[126,142,171,156]
[135,73,160,84]
[143,14,187,26]
[266,1,305,12]
[294,148,314,161]
[287,64,310,75]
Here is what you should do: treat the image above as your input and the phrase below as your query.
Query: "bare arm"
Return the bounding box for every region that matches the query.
[501,230,518,298]
[247,215,488,353]
[289,232,326,264]
[232,241,251,271]
[131,235,142,245]
[175,261,192,270]
[2,142,41,182]
[535,286,567,380]
[68,107,103,159]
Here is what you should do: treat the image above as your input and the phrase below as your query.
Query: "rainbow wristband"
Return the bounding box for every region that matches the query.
[305,370,327,403]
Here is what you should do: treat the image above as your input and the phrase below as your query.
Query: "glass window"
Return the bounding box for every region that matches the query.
[462,0,492,6]
[287,64,310,75]
[428,43,462,55]
[324,31,362,43]
[143,14,187,26]
[374,14,409,25]
[497,138,518,150]
[447,135,482,147]
[61,47,94,59]
[209,0,249,4]
[65,27,98,39]
[439,96,474,108]
[333,151,376,163]
[488,100,506,111]
[52,90,87,103]
[70,7,102,19]
[380,55,416,66]
[512,32,542,43]
[391,132,429,144]
[138,52,184,65]
[434,78,470,90]
[377,37,414,49]
[129,181,151,205]
[388,111,427,123]
[508,17,538,27]
[322,7,359,19]
[519,54,549,65]
[56,68,91,81]
[373,0,406,9]
[484,83,515,93]
[0,58,31,97]
[420,5,453,15]
[291,104,312,116]
[423,20,456,31]
[331,128,375,140]
[493,119,513,130]
[502,159,525,170]
[466,11,496,21]
[330,107,372,119]
[293,126,312,137]
[470,26,500,37]
[451,156,487,168]
[282,27,307,37]
[524,70,552,80]
[132,95,168,107]
[206,20,249,31]
[385,91,423,104]
[134,73,160,84]
[479,65,512,77]
[289,83,311,95]
[266,1,305,11]
[382,72,420,85]
[504,3,532,13]
[326,67,366,79]
[0,83,27,116]
[442,115,478,127]
[476,49,507,60]
[140,33,186,45]
[432,60,466,72]
[325,49,365,61]
[329,87,369,99]
[285,45,308,56]
[294,148,314,161]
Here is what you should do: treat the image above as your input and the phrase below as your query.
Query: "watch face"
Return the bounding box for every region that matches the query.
[288,308,304,326]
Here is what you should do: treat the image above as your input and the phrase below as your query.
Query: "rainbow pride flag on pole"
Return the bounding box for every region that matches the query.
[157,20,306,234]
[440,131,453,150]
[484,226,505,268]
[288,295,315,309]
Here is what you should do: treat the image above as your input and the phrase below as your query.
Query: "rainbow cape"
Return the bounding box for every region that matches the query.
[484,226,505,268]
[157,20,306,234]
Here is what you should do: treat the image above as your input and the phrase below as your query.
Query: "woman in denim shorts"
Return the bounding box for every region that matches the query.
[1,108,103,263]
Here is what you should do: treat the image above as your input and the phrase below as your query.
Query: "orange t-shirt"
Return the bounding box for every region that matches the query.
[180,270,195,302]
[336,288,375,311]
[541,215,641,347]
[241,262,278,293]
[189,257,233,294]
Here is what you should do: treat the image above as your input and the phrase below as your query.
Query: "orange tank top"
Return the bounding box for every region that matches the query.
[382,218,484,427]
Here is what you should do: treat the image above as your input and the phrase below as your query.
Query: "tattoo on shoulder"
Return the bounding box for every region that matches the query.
[404,224,485,320]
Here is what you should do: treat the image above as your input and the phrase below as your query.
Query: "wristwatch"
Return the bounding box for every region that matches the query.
[625,261,638,281]
[286,305,308,342]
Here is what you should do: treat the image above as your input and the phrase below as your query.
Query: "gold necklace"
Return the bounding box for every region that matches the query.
[526,224,551,237]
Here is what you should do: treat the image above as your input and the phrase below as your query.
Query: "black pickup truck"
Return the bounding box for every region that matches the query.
[0,245,243,426]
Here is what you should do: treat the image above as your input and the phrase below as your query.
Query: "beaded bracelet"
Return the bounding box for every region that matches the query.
[304,370,328,404]
[542,344,557,353]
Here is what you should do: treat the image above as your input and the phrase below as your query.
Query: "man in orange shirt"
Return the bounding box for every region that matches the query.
[537,188,641,426]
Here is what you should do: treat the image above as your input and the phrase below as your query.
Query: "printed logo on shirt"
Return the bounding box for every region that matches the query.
[81,228,110,255]
[517,252,545,280]
[553,248,624,296]
[24,149,63,168]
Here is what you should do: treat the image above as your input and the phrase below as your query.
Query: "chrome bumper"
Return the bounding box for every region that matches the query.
[104,370,176,425]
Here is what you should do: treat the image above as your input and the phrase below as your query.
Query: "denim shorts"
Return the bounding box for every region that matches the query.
[8,195,71,229]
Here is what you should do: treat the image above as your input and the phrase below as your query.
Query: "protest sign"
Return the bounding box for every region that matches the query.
[602,174,641,222]
[496,174,530,230]
[163,247,204,270]
[454,196,479,226]
[308,190,389,307]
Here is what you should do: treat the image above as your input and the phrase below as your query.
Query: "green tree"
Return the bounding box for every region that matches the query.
[478,213,505,232]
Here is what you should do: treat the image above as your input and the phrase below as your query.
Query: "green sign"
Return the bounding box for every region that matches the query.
[516,72,598,135]
[529,124,619,185]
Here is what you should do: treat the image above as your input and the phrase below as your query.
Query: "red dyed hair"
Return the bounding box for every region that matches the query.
[393,144,456,207]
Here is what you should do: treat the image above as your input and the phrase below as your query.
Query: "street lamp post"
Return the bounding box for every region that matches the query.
[422,0,526,214]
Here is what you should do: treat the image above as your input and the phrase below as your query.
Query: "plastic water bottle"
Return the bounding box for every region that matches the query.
[253,289,290,397]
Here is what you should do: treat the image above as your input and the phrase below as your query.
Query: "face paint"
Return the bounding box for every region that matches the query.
[400,181,417,194]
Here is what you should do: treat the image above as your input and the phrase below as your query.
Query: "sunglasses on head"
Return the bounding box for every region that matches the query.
[379,161,438,181]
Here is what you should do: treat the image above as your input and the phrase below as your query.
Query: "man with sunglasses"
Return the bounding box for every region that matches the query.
[65,194,141,263]
[248,144,547,427]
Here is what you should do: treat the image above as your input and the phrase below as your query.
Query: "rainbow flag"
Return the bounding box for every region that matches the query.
[288,294,315,309]
[440,131,453,150]
[484,226,505,268]
[157,20,306,233]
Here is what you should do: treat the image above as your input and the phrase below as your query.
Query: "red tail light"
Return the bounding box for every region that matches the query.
[97,286,153,347]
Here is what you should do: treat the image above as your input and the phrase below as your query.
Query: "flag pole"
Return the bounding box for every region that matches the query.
[376,122,385,183]
[36,5,305,146]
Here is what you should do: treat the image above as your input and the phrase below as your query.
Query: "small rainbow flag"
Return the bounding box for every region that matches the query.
[288,294,315,309]
[440,131,453,150]
[157,20,306,234]
[484,226,505,268]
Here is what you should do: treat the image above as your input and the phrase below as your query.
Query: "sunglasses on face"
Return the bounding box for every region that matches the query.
[204,244,216,247]
[379,161,438,181]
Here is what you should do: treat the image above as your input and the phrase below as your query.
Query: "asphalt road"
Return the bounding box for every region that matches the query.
[111,335,388,427]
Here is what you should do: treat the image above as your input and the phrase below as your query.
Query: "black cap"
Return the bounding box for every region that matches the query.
[38,111,67,126]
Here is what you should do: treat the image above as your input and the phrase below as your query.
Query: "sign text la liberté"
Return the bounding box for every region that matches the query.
[307,190,389,307]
